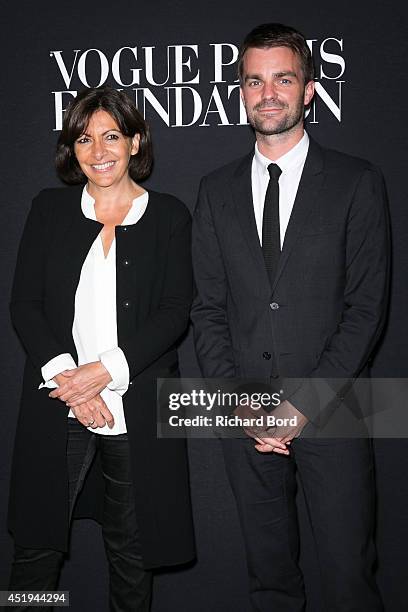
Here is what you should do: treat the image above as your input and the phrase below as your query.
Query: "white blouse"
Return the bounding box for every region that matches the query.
[39,185,149,435]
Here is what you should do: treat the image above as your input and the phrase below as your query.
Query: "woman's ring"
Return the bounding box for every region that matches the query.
[88,418,95,426]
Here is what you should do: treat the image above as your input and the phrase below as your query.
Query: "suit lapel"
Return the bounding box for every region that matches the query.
[271,138,324,292]
[230,152,271,288]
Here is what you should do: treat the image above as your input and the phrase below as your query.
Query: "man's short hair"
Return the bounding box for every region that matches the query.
[238,23,315,85]
[56,86,153,184]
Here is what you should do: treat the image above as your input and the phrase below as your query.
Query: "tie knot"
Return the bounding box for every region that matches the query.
[268,163,282,181]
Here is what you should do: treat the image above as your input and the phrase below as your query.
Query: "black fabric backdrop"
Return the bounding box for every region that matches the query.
[1,1,407,610]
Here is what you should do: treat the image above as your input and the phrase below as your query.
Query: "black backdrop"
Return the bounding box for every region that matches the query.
[1,1,408,610]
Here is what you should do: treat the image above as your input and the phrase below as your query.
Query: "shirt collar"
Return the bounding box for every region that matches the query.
[254,130,309,177]
[81,185,149,225]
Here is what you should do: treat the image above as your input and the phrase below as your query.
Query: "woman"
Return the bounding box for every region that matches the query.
[8,86,195,611]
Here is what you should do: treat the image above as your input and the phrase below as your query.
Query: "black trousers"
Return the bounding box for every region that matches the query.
[8,418,152,612]
[221,437,383,612]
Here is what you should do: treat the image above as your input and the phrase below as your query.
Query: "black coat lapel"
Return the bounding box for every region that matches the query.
[271,138,324,292]
[57,186,103,297]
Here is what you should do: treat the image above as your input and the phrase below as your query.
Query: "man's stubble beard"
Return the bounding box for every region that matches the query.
[246,96,305,137]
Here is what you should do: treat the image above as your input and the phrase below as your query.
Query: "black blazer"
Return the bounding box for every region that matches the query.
[191,137,390,425]
[9,185,195,569]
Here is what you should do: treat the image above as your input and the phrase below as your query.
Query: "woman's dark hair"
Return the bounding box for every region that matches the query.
[238,23,315,85]
[56,86,153,184]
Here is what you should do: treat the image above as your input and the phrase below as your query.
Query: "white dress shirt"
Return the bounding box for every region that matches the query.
[251,131,309,248]
[40,185,149,435]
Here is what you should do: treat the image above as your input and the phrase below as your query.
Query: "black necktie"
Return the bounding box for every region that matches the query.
[262,163,282,285]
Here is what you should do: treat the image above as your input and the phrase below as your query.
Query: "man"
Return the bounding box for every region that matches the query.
[191,23,388,612]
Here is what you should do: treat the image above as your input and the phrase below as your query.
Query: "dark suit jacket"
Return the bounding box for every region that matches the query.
[9,185,195,569]
[191,137,390,426]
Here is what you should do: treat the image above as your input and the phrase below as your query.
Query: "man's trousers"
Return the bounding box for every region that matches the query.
[221,437,383,612]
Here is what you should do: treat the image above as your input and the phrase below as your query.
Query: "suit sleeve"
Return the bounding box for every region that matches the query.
[191,177,236,378]
[10,193,70,372]
[120,204,194,380]
[288,166,391,424]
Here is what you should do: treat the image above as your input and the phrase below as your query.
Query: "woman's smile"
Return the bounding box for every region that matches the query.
[90,160,116,172]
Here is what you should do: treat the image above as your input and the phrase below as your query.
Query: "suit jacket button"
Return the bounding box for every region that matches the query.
[263,352,271,360]
[122,259,131,267]
[122,300,131,309]
[270,302,279,310]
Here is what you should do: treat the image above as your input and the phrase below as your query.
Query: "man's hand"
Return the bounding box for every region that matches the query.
[49,362,112,406]
[233,402,290,455]
[254,400,308,453]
